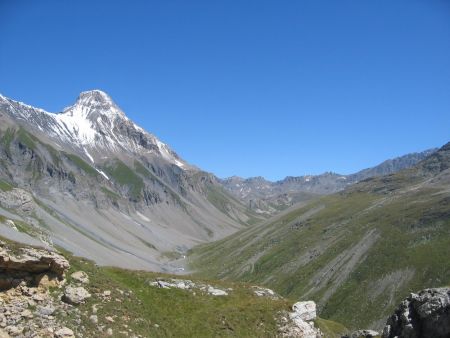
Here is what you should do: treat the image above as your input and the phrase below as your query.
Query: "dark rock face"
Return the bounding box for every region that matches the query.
[382,288,450,338]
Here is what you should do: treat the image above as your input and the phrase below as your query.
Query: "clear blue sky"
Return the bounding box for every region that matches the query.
[1,0,449,180]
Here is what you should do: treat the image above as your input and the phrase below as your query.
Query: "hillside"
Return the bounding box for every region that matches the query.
[190,142,450,330]
[0,91,263,272]
[0,236,347,337]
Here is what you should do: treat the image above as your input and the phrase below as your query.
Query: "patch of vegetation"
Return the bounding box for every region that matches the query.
[64,153,98,177]
[42,142,62,165]
[103,159,144,200]
[100,187,121,200]
[13,220,33,234]
[0,179,14,191]
[0,128,16,156]
[57,251,297,337]
[17,128,37,150]
[206,185,235,217]
[134,160,157,181]
[315,317,348,337]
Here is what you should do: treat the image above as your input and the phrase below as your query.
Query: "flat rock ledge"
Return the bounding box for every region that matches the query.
[0,243,70,290]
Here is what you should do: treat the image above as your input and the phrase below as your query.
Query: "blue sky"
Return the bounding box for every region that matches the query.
[1,0,449,180]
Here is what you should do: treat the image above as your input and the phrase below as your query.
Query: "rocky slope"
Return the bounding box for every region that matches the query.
[221,149,436,215]
[0,91,263,272]
[0,238,345,338]
[190,141,450,331]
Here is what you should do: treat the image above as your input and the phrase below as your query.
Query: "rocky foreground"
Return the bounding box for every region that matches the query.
[0,241,138,338]
[0,241,324,338]
[382,288,450,338]
[0,240,449,337]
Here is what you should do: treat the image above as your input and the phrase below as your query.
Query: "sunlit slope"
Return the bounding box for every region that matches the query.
[190,142,450,330]
[0,235,347,338]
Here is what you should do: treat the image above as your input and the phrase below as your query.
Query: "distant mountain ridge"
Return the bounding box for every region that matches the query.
[221,149,437,214]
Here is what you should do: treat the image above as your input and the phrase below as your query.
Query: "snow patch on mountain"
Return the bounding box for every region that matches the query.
[155,139,185,168]
[83,148,95,163]
[96,169,109,180]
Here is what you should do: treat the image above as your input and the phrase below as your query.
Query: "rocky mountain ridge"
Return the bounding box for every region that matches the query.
[0,90,186,169]
[222,149,437,215]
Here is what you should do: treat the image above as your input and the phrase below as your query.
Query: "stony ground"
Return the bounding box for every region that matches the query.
[0,239,332,338]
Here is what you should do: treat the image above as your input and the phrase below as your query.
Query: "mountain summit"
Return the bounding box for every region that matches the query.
[63,89,126,120]
[0,90,186,168]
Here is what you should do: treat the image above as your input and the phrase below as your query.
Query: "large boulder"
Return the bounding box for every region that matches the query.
[54,327,75,338]
[292,301,317,321]
[382,287,450,338]
[62,286,91,305]
[280,301,321,338]
[0,247,69,277]
[70,271,89,284]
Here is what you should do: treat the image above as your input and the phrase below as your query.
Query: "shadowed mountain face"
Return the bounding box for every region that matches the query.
[221,149,437,215]
[191,142,450,330]
[0,91,263,272]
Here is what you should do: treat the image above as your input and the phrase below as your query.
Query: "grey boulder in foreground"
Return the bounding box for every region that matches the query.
[382,287,450,338]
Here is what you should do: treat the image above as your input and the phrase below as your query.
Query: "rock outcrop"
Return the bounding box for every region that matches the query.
[292,301,317,321]
[70,271,89,284]
[279,301,322,338]
[149,278,230,296]
[0,243,69,290]
[0,189,35,214]
[54,327,75,338]
[252,286,280,299]
[382,287,450,338]
[62,286,91,305]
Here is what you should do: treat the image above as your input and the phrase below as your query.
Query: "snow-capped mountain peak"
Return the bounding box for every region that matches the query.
[62,89,125,120]
[0,90,188,169]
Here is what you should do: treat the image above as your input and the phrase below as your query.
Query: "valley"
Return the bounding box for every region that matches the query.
[190,142,450,330]
[0,91,449,337]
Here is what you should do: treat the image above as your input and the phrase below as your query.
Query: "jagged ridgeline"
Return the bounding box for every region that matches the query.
[0,91,264,272]
[190,142,450,331]
[220,149,436,216]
